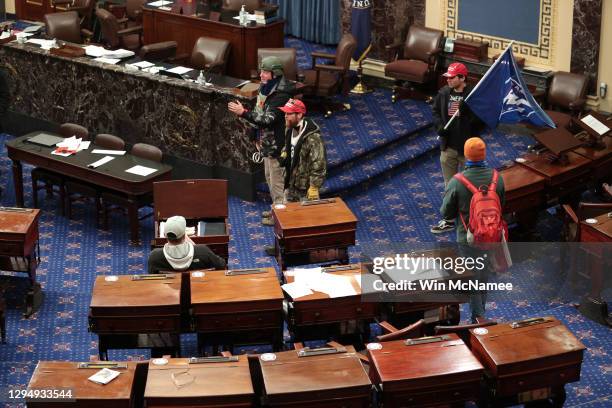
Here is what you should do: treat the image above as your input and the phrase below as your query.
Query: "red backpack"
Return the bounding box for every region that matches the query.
[453,169,507,247]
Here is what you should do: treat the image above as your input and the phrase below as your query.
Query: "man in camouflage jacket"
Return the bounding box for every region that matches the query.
[279,99,327,202]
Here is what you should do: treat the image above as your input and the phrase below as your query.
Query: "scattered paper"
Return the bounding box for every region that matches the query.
[281,281,313,299]
[352,274,362,288]
[1,32,11,40]
[158,6,172,10]
[232,14,258,21]
[148,0,171,6]
[88,156,115,168]
[94,57,120,65]
[88,368,121,385]
[91,149,126,155]
[84,45,108,57]
[78,141,91,151]
[26,38,56,49]
[132,61,155,69]
[125,165,157,176]
[52,136,83,155]
[166,66,193,75]
[581,114,610,136]
[85,45,134,59]
[318,273,357,298]
[22,25,43,33]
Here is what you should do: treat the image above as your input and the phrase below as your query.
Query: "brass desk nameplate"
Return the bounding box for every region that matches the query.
[132,274,175,281]
[300,198,336,206]
[297,346,347,357]
[405,335,450,346]
[0,206,33,213]
[225,268,266,276]
[510,317,550,329]
[322,265,354,273]
[77,362,128,369]
[188,356,239,364]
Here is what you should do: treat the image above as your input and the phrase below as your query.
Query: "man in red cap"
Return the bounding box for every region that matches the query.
[278,99,327,203]
[431,62,485,234]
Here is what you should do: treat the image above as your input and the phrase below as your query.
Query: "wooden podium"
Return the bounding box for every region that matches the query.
[0,207,42,317]
[89,274,182,360]
[153,180,229,262]
[144,357,255,407]
[272,198,357,270]
[27,361,144,408]
[283,264,379,344]
[257,345,371,407]
[470,317,586,406]
[368,334,484,407]
[190,268,284,352]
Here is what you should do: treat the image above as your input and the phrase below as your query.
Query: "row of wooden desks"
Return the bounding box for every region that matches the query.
[28,317,585,407]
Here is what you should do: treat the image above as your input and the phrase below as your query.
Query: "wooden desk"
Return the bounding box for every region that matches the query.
[517,152,592,202]
[470,317,585,406]
[578,213,612,326]
[283,264,378,343]
[574,133,612,184]
[500,163,547,214]
[27,361,143,408]
[142,2,284,79]
[89,274,182,360]
[153,179,229,262]
[272,198,358,270]
[6,133,172,244]
[368,334,484,407]
[191,268,284,352]
[144,357,255,407]
[257,346,371,407]
[0,208,42,317]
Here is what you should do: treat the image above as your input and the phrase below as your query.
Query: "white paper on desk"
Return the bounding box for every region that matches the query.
[92,149,126,155]
[317,273,357,298]
[94,57,120,65]
[232,14,258,21]
[352,274,362,288]
[84,45,107,57]
[0,31,11,40]
[77,141,91,151]
[15,32,34,38]
[125,165,158,176]
[166,66,193,75]
[148,0,172,6]
[104,48,135,59]
[22,24,43,33]
[50,149,73,157]
[26,38,56,49]
[88,155,115,168]
[158,6,172,10]
[291,267,322,291]
[88,368,121,385]
[132,60,155,69]
[57,136,82,150]
[282,281,313,300]
[581,114,610,136]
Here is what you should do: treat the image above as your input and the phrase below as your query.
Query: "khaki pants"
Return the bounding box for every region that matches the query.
[440,148,465,187]
[264,157,285,205]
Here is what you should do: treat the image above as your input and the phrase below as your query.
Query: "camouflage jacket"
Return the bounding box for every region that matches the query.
[241,77,295,158]
[282,118,327,191]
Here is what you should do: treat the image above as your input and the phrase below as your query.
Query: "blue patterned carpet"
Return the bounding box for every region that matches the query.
[0,38,610,407]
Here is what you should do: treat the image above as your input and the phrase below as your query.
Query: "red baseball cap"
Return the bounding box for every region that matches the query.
[443,62,468,77]
[279,98,307,114]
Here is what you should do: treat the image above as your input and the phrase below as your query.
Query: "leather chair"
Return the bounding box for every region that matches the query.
[256,48,297,81]
[31,123,89,214]
[178,36,231,74]
[108,0,146,27]
[44,11,92,44]
[538,71,588,129]
[221,0,277,13]
[384,25,444,102]
[96,8,143,51]
[301,33,357,118]
[101,143,163,230]
[65,134,126,223]
[139,41,178,62]
[52,0,95,31]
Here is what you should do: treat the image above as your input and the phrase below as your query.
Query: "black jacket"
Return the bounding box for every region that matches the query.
[147,244,226,274]
[242,77,295,158]
[432,84,485,153]
[0,68,9,132]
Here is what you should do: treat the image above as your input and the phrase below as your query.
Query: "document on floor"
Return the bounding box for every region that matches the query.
[125,165,158,176]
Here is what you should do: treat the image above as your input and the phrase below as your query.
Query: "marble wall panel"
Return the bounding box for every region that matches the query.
[571,0,602,94]
[340,0,425,60]
[1,43,256,173]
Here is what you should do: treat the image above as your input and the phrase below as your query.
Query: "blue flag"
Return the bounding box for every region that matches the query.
[465,47,555,129]
[351,0,372,61]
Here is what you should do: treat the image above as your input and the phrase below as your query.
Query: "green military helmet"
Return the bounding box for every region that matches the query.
[260,56,284,77]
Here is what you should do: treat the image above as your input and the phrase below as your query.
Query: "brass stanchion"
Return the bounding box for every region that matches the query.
[350,44,372,95]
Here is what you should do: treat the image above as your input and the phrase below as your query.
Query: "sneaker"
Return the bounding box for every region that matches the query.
[262,210,272,218]
[430,219,455,234]
[264,246,276,256]
[261,217,274,226]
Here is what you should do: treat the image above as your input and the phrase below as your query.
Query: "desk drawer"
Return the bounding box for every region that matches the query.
[294,302,377,325]
[0,241,23,257]
[195,310,282,331]
[282,231,355,252]
[497,365,581,397]
[90,316,181,333]
[385,383,479,407]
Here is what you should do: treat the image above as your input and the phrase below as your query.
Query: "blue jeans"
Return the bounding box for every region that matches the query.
[459,244,490,322]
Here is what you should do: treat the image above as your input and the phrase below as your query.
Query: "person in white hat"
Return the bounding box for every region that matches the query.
[148,215,226,273]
